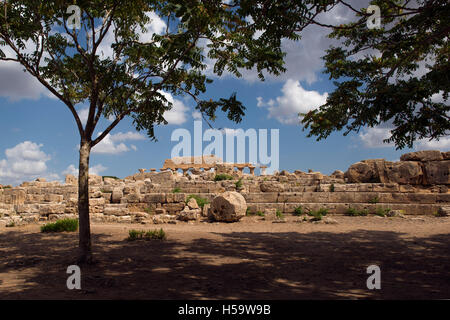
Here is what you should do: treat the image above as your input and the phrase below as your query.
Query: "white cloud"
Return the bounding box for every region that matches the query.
[192,111,202,120]
[415,137,450,151]
[0,141,59,186]
[257,79,328,124]
[160,91,189,125]
[359,126,450,151]
[62,163,107,176]
[359,127,395,148]
[92,131,146,154]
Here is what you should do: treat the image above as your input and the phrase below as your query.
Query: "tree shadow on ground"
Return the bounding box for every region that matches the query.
[0,227,449,299]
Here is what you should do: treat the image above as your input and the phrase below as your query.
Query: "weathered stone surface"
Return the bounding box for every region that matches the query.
[111,188,123,203]
[65,174,77,185]
[385,161,423,185]
[400,150,443,162]
[177,206,201,221]
[423,160,450,185]
[187,198,199,210]
[210,191,247,222]
[89,174,103,185]
[104,204,129,216]
[345,162,377,183]
[260,181,285,192]
[151,171,174,184]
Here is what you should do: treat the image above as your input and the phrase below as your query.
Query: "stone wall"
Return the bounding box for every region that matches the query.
[0,150,448,226]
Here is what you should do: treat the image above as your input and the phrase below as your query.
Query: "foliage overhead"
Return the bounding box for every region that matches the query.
[0,0,331,145]
[301,0,449,149]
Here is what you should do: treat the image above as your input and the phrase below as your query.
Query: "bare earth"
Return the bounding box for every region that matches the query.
[1,215,449,300]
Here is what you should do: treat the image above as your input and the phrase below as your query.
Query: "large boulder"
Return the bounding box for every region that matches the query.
[210,191,247,222]
[345,161,378,183]
[423,160,450,185]
[400,150,443,162]
[385,161,423,185]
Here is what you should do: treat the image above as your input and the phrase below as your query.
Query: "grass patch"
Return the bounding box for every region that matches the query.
[434,210,447,217]
[214,174,234,181]
[276,209,284,219]
[172,187,182,193]
[128,228,166,241]
[41,218,78,233]
[374,207,391,217]
[6,221,15,228]
[345,207,369,216]
[186,194,209,208]
[293,206,304,216]
[329,184,335,192]
[100,188,112,193]
[368,196,380,204]
[235,178,243,189]
[307,208,328,221]
[102,176,120,181]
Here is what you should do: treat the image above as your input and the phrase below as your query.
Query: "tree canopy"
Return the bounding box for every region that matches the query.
[301,0,449,149]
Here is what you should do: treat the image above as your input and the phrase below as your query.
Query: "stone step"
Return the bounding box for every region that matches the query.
[246,202,442,215]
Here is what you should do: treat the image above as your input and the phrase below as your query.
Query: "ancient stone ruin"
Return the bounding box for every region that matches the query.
[0,150,448,227]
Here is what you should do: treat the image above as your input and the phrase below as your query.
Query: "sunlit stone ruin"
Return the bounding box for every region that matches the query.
[0,150,449,227]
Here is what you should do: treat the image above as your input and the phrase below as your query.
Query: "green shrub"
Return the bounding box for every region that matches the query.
[144,207,153,214]
[6,221,15,228]
[172,187,182,193]
[256,211,265,217]
[374,208,391,217]
[276,209,284,219]
[368,196,380,204]
[214,174,234,181]
[186,194,209,208]
[128,228,166,241]
[433,210,447,217]
[100,188,112,193]
[235,178,243,189]
[329,184,335,192]
[102,175,120,180]
[293,206,303,216]
[345,208,368,216]
[41,219,78,233]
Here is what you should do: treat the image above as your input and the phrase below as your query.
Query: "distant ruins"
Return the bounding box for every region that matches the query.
[0,150,448,226]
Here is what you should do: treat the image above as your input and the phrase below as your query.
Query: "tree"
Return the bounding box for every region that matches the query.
[0,0,329,263]
[301,0,449,149]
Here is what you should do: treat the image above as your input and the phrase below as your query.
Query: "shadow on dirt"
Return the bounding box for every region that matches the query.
[0,228,449,299]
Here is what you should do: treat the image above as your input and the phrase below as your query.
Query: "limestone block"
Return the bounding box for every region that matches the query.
[65,174,78,185]
[44,194,63,203]
[144,193,166,203]
[210,191,247,222]
[385,161,423,184]
[163,202,185,215]
[111,188,123,203]
[423,160,450,185]
[260,181,285,192]
[400,150,443,162]
[39,204,65,215]
[104,204,129,216]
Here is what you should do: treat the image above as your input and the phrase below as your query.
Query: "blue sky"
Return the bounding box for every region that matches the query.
[0,2,448,186]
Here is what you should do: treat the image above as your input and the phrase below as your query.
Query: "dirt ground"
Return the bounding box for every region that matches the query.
[0,215,449,300]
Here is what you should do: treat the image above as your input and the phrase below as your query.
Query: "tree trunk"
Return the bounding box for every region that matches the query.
[77,140,93,264]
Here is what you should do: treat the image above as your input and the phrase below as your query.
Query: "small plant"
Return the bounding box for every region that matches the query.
[329,184,335,192]
[276,209,284,219]
[6,221,15,227]
[246,208,252,216]
[100,188,113,193]
[345,208,368,216]
[256,211,265,217]
[433,209,448,217]
[128,228,166,241]
[172,187,182,193]
[144,207,154,214]
[374,208,390,217]
[293,206,304,216]
[102,176,120,181]
[307,208,328,221]
[41,219,78,233]
[214,174,234,181]
[368,196,380,204]
[235,178,243,189]
[186,194,209,208]
[263,177,268,181]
